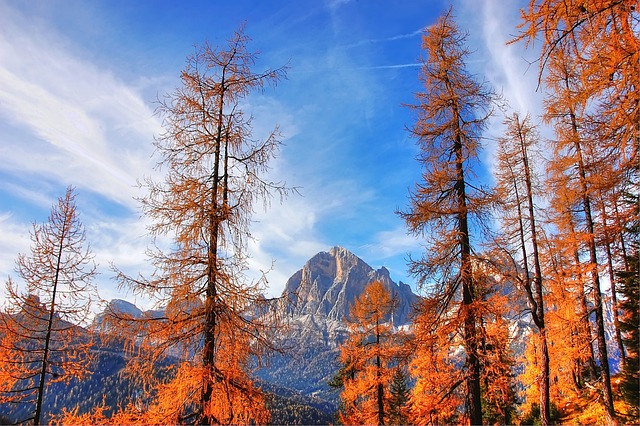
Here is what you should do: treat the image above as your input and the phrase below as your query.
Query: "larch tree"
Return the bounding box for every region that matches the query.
[515,5,639,421]
[409,296,466,424]
[96,27,290,425]
[398,8,494,425]
[408,257,516,425]
[618,267,640,417]
[542,170,600,392]
[0,187,97,426]
[543,36,616,422]
[474,264,517,426]
[338,280,401,426]
[515,0,639,168]
[493,112,551,425]
[596,185,630,367]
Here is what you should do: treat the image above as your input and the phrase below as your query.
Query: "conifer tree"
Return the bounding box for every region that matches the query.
[97,26,290,425]
[516,0,639,168]
[0,187,97,425]
[515,9,639,415]
[475,264,517,425]
[617,192,639,419]
[543,182,599,391]
[493,112,551,425]
[388,367,410,426]
[338,280,400,425]
[399,8,494,425]
[543,35,615,421]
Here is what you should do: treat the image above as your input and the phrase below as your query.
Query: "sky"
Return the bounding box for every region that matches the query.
[0,0,544,310]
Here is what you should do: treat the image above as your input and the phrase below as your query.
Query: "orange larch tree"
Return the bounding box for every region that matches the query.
[399,8,494,425]
[338,280,402,426]
[408,258,516,425]
[474,261,517,425]
[515,0,638,167]
[514,6,639,421]
[543,36,616,421]
[0,187,97,425]
[91,26,290,425]
[541,187,598,393]
[493,112,552,425]
[409,296,466,425]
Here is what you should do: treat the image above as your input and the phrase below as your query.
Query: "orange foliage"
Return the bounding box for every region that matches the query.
[409,296,466,425]
[400,8,496,424]
[88,26,289,425]
[0,187,97,425]
[338,280,404,425]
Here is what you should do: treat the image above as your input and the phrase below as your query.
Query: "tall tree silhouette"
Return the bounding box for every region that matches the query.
[0,187,97,425]
[515,7,639,422]
[101,26,290,425]
[543,36,615,422]
[399,8,494,425]
[516,0,638,166]
[617,191,639,419]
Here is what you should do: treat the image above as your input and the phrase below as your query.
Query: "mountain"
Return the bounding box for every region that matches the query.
[282,246,417,345]
[256,246,419,407]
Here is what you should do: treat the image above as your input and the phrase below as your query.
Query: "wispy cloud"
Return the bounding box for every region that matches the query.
[454,0,546,178]
[0,0,433,303]
[0,213,30,283]
[0,3,160,210]
[0,3,163,309]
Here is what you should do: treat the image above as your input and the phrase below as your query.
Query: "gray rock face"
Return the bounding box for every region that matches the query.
[282,246,418,347]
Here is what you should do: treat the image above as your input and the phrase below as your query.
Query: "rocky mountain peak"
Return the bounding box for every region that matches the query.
[282,246,417,345]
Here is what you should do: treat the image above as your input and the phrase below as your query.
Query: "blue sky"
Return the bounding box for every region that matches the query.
[0,0,544,308]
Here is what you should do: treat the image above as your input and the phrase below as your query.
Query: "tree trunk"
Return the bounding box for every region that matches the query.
[600,197,626,368]
[34,210,69,425]
[519,124,551,426]
[455,132,482,426]
[376,319,385,425]
[571,111,615,423]
[201,69,227,426]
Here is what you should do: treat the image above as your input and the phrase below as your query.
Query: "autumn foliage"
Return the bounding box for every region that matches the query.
[58,26,291,425]
[1,2,638,425]
[336,280,405,425]
[0,187,97,425]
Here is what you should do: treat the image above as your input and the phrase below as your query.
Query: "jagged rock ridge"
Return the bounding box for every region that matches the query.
[281,246,417,347]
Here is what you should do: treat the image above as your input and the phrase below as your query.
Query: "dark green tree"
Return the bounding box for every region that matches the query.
[617,192,639,419]
[387,367,409,426]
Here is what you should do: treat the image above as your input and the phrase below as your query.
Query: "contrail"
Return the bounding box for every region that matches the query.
[360,63,422,70]
[343,29,423,49]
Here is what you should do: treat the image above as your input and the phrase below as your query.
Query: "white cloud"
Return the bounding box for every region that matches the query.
[452,0,547,179]
[477,0,543,116]
[0,213,30,282]
[0,3,164,311]
[0,3,161,209]
[247,192,329,297]
[367,227,421,260]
